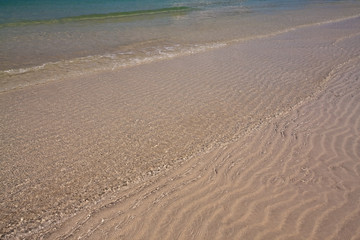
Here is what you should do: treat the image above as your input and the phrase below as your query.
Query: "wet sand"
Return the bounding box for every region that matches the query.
[1,15,360,239]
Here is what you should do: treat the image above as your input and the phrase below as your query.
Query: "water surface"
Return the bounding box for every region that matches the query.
[1,0,360,91]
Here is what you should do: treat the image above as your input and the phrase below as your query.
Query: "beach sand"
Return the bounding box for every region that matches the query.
[1,15,360,239]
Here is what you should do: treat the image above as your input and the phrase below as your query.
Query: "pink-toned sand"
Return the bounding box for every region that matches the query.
[1,15,360,239]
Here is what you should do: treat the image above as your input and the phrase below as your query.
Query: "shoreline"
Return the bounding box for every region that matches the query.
[2,2,360,92]
[1,13,360,239]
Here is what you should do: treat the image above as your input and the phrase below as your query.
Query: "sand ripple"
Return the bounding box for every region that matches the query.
[1,15,360,240]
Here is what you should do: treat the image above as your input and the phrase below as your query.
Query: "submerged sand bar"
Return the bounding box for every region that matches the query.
[1,14,360,239]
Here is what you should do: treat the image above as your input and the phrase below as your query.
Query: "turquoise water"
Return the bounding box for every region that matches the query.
[1,0,360,91]
[0,0,313,24]
[2,0,350,26]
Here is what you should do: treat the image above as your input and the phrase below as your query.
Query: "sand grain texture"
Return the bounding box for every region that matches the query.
[1,16,360,239]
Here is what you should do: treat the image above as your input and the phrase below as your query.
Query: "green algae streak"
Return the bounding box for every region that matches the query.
[0,7,192,28]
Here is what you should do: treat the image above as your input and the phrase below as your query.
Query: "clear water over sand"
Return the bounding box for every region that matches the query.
[1,1,360,91]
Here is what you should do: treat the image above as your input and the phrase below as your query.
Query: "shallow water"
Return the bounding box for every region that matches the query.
[0,0,329,24]
[1,0,360,92]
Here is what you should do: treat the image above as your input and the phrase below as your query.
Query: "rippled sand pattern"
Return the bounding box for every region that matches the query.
[1,17,360,239]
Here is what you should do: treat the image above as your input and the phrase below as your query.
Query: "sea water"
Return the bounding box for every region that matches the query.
[1,0,360,91]
[0,0,322,24]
